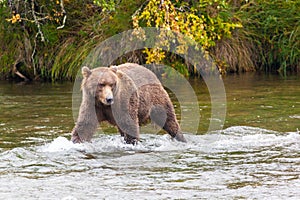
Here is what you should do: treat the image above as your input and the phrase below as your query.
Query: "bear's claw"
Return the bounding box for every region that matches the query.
[71,131,83,143]
[124,135,139,145]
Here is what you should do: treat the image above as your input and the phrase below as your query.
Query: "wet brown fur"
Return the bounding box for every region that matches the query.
[71,63,186,144]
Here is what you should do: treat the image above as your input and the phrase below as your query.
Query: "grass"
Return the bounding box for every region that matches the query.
[234,0,300,73]
[210,30,258,73]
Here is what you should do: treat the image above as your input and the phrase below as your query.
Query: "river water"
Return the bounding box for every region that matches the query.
[0,73,299,199]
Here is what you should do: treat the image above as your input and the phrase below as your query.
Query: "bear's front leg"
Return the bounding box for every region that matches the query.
[71,129,82,143]
[124,134,139,145]
[71,100,99,143]
[118,126,139,145]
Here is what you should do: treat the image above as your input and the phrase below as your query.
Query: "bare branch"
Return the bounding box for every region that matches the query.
[31,0,45,42]
[132,1,149,18]
[57,0,67,30]
[32,35,37,77]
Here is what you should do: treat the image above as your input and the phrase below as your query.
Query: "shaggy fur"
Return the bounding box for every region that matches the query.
[71,63,186,144]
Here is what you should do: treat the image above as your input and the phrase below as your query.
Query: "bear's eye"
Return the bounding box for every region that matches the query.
[98,83,105,87]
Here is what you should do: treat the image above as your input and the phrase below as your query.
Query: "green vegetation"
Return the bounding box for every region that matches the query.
[0,0,299,81]
[235,0,300,74]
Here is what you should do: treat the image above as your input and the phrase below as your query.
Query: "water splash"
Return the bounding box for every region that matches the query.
[0,126,300,199]
[41,136,77,152]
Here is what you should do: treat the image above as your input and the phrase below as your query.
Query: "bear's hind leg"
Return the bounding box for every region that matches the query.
[150,104,186,143]
[163,116,187,143]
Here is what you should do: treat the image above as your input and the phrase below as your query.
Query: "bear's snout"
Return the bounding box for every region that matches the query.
[106,97,114,105]
[98,85,115,105]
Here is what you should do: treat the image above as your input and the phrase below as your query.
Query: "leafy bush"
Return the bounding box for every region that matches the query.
[132,0,241,75]
[0,0,299,81]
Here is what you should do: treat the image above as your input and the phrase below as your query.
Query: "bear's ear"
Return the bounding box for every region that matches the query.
[116,71,123,78]
[110,65,123,78]
[110,65,118,74]
[82,66,91,78]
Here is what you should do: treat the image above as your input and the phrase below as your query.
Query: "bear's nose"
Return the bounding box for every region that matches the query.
[106,97,114,104]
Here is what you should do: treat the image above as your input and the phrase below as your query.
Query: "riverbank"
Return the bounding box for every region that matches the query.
[0,0,299,81]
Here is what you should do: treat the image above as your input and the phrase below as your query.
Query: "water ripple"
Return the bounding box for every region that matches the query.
[0,126,300,199]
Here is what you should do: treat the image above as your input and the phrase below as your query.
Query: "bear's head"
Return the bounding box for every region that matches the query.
[81,66,120,106]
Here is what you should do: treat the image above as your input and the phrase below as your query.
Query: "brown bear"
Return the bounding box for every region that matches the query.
[71,63,186,145]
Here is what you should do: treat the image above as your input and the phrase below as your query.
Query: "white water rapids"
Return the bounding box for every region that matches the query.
[0,126,299,199]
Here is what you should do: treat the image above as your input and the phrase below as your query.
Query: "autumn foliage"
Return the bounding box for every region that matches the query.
[0,0,299,81]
